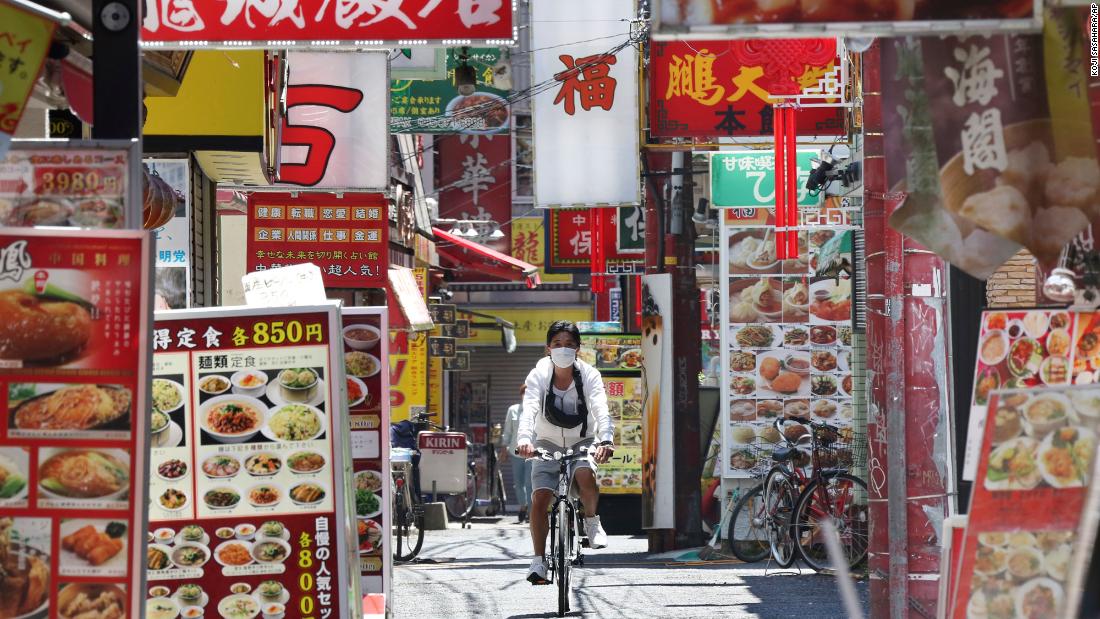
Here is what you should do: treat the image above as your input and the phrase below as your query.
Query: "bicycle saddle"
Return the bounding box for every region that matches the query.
[772,447,795,462]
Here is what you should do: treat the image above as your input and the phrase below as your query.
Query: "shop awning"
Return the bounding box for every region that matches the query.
[433,227,541,289]
[388,267,434,332]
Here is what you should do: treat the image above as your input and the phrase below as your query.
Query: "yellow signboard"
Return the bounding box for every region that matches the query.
[145,51,264,136]
[0,3,56,151]
[389,268,436,423]
[511,217,572,284]
[596,376,642,495]
[458,306,593,346]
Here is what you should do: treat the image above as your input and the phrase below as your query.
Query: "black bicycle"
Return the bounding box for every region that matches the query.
[527,445,591,618]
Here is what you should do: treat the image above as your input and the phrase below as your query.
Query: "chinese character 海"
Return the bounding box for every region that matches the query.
[553,54,617,115]
[945,44,1003,107]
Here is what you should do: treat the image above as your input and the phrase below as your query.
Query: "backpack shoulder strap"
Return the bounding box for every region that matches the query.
[572,365,588,437]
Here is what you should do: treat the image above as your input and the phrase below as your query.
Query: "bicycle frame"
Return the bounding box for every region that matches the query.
[534,448,589,584]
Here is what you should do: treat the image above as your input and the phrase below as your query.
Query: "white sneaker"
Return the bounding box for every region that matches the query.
[584,516,608,549]
[527,556,549,584]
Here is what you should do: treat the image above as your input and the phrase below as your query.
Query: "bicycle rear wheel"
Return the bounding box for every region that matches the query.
[763,467,798,568]
[556,501,572,617]
[792,473,869,572]
[726,485,769,563]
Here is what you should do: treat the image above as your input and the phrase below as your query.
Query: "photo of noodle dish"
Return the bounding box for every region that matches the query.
[8,383,131,433]
[38,449,129,502]
[199,395,266,443]
[445,91,510,134]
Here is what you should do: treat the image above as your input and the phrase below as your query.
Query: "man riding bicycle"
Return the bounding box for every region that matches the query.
[516,320,614,585]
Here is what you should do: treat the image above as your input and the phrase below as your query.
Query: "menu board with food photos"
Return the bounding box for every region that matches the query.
[720,222,857,478]
[594,376,643,494]
[0,228,152,619]
[340,307,391,609]
[950,386,1100,619]
[579,334,643,374]
[964,310,1081,480]
[148,304,357,619]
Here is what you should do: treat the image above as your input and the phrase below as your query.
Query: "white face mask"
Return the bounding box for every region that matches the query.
[550,347,577,369]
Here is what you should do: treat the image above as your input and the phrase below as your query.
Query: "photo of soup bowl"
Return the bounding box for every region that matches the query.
[343,324,382,351]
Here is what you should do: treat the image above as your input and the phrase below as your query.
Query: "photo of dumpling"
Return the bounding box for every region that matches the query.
[959,185,1030,246]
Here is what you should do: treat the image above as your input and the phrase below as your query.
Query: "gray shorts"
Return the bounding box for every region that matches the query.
[531,456,596,492]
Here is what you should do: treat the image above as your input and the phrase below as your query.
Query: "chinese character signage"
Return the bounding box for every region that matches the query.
[0,143,135,228]
[594,376,643,495]
[649,41,844,139]
[443,350,470,371]
[391,48,510,134]
[247,192,389,288]
[428,336,456,358]
[149,303,357,619]
[277,51,389,190]
[141,0,514,48]
[341,307,392,609]
[617,206,646,254]
[886,34,1092,277]
[531,0,640,207]
[950,386,1098,619]
[652,0,1039,38]
[510,217,572,284]
[0,3,54,157]
[710,150,822,210]
[437,134,511,261]
[440,320,469,339]
[0,228,152,617]
[148,159,192,309]
[546,208,645,273]
[428,304,456,325]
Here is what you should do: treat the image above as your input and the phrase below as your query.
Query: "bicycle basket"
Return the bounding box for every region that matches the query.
[812,425,867,470]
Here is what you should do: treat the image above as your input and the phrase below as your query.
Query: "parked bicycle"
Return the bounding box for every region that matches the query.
[524,445,592,618]
[390,412,462,562]
[726,416,868,572]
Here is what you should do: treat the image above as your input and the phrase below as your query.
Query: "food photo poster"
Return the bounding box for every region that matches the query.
[0,228,153,619]
[147,303,358,619]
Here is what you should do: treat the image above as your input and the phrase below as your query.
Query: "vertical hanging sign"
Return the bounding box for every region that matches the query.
[531,0,640,207]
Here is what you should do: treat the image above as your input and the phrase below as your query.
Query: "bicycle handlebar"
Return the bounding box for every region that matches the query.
[514,445,593,461]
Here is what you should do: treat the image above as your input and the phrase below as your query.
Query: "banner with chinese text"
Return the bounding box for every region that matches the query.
[141,0,514,48]
[0,3,54,157]
[509,218,571,284]
[391,48,510,134]
[545,208,645,274]
[437,134,511,277]
[531,0,640,207]
[150,303,356,619]
[278,52,388,190]
[653,1,1039,38]
[389,268,431,424]
[246,192,388,288]
[710,150,822,210]
[341,307,391,610]
[649,42,844,139]
[0,228,152,618]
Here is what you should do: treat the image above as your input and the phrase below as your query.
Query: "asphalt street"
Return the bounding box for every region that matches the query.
[392,519,868,619]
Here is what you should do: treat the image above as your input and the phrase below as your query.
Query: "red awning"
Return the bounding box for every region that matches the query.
[433,227,541,289]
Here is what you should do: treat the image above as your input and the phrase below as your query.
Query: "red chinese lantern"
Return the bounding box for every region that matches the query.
[142,165,178,229]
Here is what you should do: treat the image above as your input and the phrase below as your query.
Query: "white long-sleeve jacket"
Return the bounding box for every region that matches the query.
[517,356,614,450]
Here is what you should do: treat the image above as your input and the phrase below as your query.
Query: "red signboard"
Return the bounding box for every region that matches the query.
[247,192,389,288]
[0,228,152,618]
[150,304,355,619]
[437,134,511,276]
[649,41,845,139]
[340,307,390,608]
[546,207,643,272]
[141,0,514,47]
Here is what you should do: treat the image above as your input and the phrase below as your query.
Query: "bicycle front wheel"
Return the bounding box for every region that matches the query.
[556,501,572,617]
[726,485,769,563]
[763,467,798,568]
[393,495,424,562]
[792,473,869,572]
